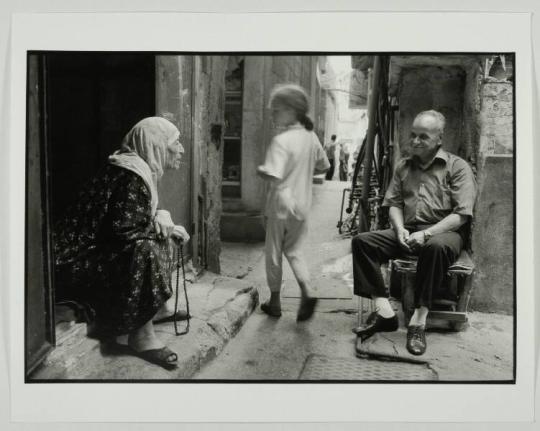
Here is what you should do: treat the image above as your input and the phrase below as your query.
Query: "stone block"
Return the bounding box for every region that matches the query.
[482,82,513,98]
[482,97,513,117]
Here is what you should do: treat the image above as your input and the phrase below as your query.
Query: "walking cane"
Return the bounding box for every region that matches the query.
[172,240,191,336]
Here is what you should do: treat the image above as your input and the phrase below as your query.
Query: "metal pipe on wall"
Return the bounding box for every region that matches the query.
[360,55,381,215]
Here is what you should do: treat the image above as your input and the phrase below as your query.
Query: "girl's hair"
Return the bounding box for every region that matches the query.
[269,83,314,131]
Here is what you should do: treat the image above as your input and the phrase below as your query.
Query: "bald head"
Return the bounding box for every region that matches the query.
[409,110,445,163]
[413,110,446,136]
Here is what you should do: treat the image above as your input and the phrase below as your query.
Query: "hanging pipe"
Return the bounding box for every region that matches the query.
[360,56,382,218]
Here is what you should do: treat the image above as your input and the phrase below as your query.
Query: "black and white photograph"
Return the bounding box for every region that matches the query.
[4,9,536,425]
[24,52,515,383]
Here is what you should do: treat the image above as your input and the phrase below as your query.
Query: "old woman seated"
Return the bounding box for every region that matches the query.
[54,117,190,369]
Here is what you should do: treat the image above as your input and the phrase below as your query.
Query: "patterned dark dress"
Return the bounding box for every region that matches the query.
[54,164,173,336]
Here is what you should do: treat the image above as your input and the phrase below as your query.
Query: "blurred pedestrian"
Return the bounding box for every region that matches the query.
[339,141,350,181]
[257,84,330,321]
[324,134,337,180]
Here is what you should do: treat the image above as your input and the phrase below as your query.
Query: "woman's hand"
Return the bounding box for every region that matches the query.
[153,209,175,239]
[171,225,190,244]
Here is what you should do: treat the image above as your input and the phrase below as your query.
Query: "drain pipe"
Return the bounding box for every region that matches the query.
[360,56,382,221]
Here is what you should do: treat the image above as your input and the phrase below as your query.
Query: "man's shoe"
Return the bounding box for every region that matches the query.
[352,313,399,342]
[406,325,427,356]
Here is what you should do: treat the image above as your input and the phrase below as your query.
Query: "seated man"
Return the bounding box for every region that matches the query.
[351,110,477,356]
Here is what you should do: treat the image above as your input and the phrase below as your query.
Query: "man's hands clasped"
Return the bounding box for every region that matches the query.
[396,228,428,253]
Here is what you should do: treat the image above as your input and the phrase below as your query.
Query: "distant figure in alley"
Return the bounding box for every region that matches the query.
[351,110,477,355]
[339,140,351,181]
[257,84,330,321]
[325,134,337,180]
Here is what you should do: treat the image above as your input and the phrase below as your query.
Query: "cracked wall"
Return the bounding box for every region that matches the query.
[470,80,514,313]
[194,56,228,272]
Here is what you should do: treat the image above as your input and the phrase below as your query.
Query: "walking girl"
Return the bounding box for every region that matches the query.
[257,84,330,321]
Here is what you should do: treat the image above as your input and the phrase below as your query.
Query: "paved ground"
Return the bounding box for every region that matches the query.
[195,179,514,381]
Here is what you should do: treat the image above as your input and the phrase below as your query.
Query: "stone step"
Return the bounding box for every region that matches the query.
[30,273,259,380]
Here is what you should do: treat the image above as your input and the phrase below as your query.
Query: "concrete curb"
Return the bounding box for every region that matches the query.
[31,273,259,380]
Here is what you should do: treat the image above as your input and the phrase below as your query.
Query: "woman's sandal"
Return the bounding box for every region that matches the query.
[260,301,282,317]
[131,346,178,370]
[153,310,190,324]
[297,297,318,322]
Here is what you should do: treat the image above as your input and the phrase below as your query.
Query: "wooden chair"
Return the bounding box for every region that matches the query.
[390,250,475,331]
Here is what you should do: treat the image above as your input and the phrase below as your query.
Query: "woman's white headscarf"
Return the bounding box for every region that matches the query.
[108,117,180,215]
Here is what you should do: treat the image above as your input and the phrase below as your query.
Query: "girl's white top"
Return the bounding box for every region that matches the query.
[259,124,330,220]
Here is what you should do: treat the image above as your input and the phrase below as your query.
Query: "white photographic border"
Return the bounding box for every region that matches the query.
[7,11,534,422]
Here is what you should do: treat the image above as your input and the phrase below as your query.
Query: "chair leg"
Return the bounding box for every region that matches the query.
[451,273,474,331]
[401,273,415,326]
[456,273,474,313]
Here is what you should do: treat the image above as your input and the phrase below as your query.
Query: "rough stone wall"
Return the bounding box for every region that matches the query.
[461,62,483,165]
[477,82,514,156]
[194,56,227,272]
[241,56,267,213]
[469,81,514,313]
[155,56,193,238]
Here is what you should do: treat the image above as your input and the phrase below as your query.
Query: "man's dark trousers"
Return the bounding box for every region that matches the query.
[351,228,463,308]
[326,159,335,180]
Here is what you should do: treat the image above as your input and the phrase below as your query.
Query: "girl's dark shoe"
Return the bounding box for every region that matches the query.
[261,301,282,317]
[352,313,399,342]
[296,297,318,322]
[406,325,427,356]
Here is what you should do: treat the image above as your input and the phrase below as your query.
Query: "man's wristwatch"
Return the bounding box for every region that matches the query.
[423,229,433,242]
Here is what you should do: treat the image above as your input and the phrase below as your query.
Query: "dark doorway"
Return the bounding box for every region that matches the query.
[45,52,156,221]
[25,52,156,376]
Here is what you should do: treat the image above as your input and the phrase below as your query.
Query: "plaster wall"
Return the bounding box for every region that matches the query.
[470,155,513,313]
[397,66,465,156]
[469,80,514,313]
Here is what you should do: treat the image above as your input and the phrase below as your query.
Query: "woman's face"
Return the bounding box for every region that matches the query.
[167,138,185,170]
[271,101,297,128]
